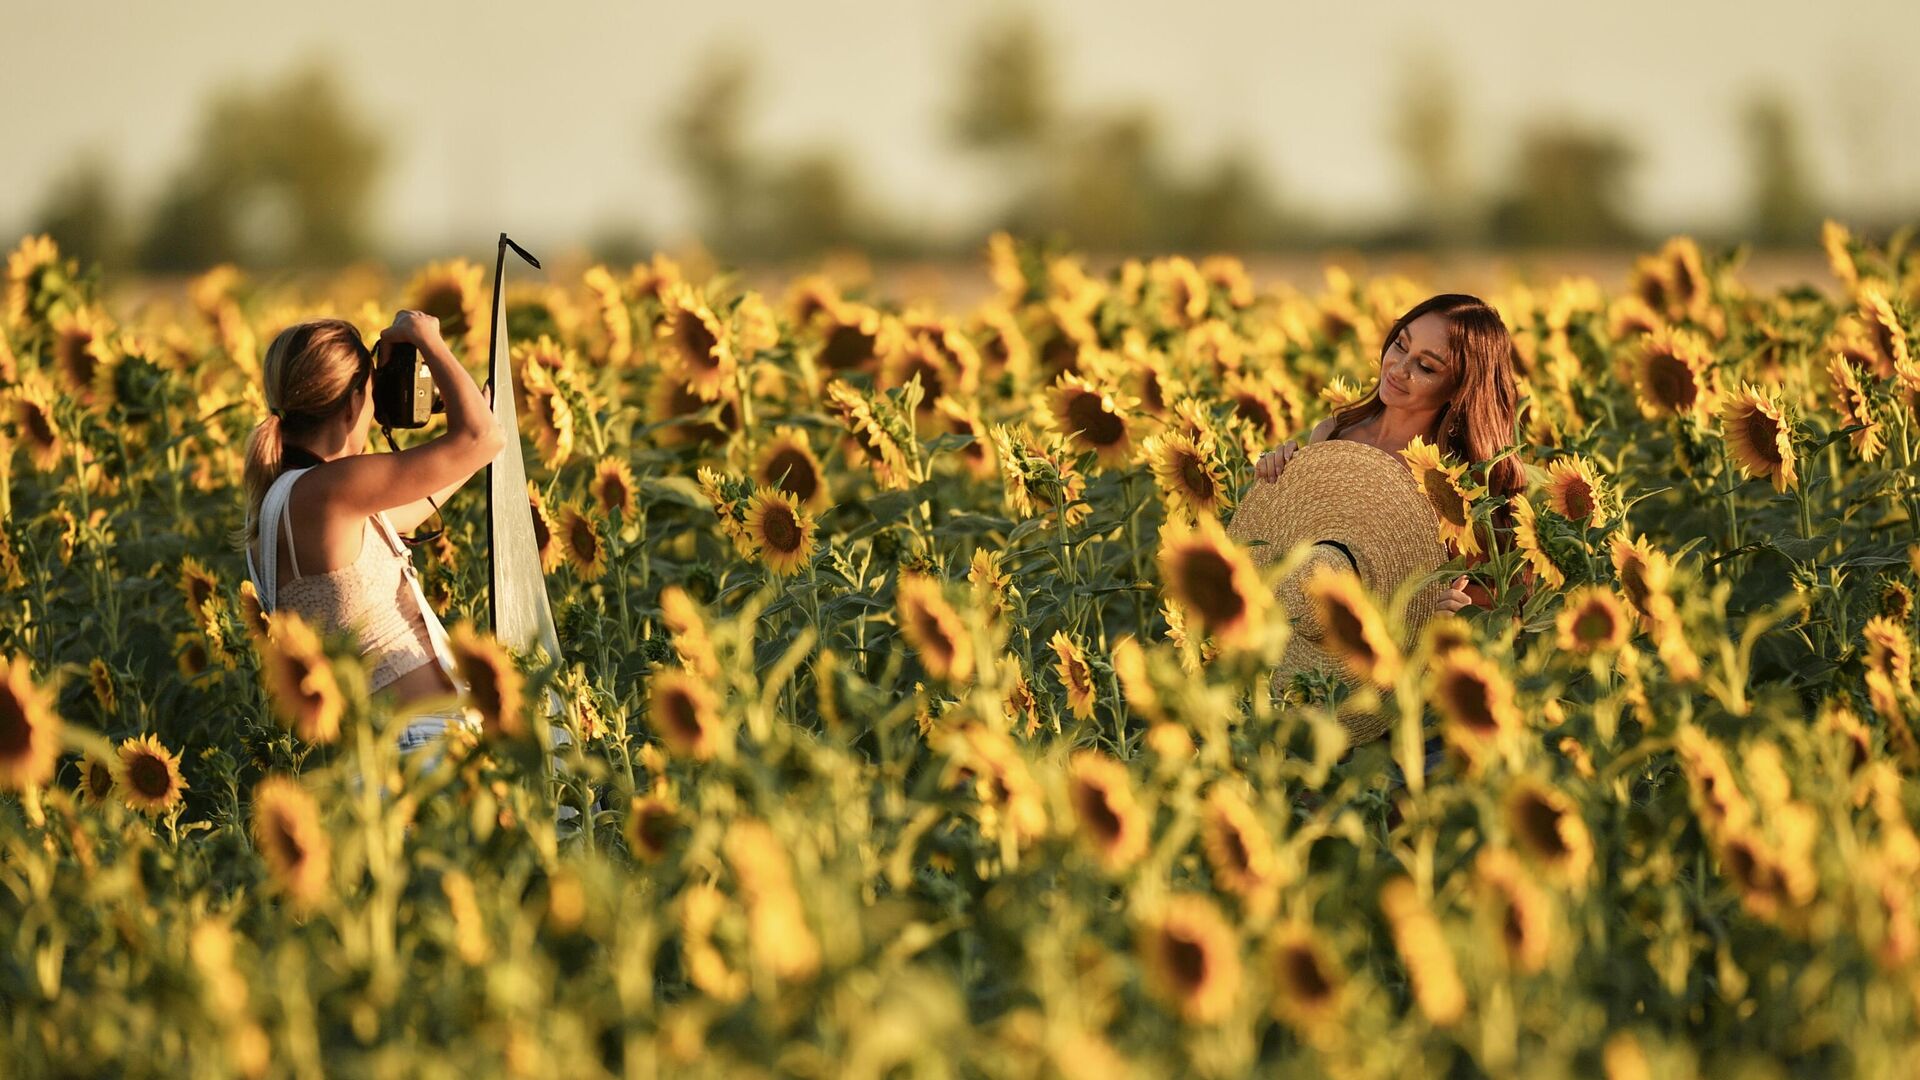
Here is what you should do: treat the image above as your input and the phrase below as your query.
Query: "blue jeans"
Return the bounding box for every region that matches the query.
[1384,734,1447,791]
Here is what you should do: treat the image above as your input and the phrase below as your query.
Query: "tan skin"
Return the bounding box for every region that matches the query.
[249,310,506,707]
[1253,310,1478,614]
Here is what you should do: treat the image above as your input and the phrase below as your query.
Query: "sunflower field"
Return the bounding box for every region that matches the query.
[3,224,1920,1078]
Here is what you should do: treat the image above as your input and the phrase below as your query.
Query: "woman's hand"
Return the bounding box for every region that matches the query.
[380,309,445,354]
[1436,574,1476,614]
[1254,440,1301,483]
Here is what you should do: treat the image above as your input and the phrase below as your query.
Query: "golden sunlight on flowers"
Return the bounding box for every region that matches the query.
[1137,893,1241,1025]
[1720,382,1797,493]
[111,733,188,816]
[743,489,818,577]
[0,654,63,793]
[448,623,527,740]
[897,573,974,685]
[1304,564,1403,688]
[251,775,331,911]
[1379,877,1465,1027]
[1067,750,1148,874]
[1156,514,1269,653]
[257,611,346,745]
[648,669,725,761]
[1400,436,1484,558]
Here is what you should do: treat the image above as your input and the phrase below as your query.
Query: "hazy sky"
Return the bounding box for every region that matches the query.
[3,0,1915,257]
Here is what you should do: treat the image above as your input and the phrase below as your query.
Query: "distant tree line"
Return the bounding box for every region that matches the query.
[23,22,1861,269]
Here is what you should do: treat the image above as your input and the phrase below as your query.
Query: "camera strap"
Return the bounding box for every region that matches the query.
[379,425,445,546]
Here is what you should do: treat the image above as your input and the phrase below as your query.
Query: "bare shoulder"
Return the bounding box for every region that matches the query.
[1307,416,1339,444]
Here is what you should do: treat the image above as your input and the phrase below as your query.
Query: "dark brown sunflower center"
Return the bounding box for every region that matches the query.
[129,753,172,799]
[1514,793,1571,862]
[1167,931,1209,991]
[765,449,818,502]
[637,805,676,853]
[1423,470,1468,527]
[1645,354,1698,411]
[1178,452,1216,503]
[569,518,599,563]
[676,311,721,370]
[1742,410,1783,467]
[760,505,802,554]
[912,605,957,666]
[819,325,876,370]
[269,813,307,867]
[1066,392,1125,448]
[1179,548,1246,630]
[1573,605,1616,644]
[1443,671,1498,734]
[0,690,31,759]
[661,690,703,744]
[1559,481,1594,521]
[1233,395,1277,437]
[1281,945,1334,1003]
[1072,782,1124,845]
[1321,598,1373,663]
[22,403,57,449]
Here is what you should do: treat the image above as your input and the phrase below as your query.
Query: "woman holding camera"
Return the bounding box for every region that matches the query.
[235,310,504,758]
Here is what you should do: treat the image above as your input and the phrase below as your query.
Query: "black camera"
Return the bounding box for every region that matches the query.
[372,341,443,429]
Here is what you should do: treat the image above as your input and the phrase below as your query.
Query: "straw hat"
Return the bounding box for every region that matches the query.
[1225,439,1449,744]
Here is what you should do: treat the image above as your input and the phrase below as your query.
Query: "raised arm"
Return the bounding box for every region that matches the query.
[310,312,505,520]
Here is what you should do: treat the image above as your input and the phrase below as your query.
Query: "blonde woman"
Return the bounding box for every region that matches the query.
[235,310,504,759]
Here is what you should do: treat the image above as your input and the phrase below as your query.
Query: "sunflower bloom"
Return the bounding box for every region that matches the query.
[251,775,331,911]
[257,611,346,745]
[1156,515,1270,652]
[1379,877,1465,1026]
[743,489,818,577]
[448,623,526,740]
[1828,352,1885,461]
[1432,646,1522,767]
[897,573,974,685]
[1720,382,1798,493]
[1475,847,1553,974]
[826,381,914,491]
[1267,924,1346,1044]
[589,456,638,519]
[404,259,486,360]
[1047,372,1136,468]
[648,669,725,761]
[1201,785,1281,908]
[1511,494,1567,591]
[723,818,822,983]
[1543,456,1606,527]
[1556,587,1631,655]
[555,501,609,582]
[1400,436,1485,558]
[1506,779,1594,886]
[1859,286,1911,376]
[112,733,189,816]
[1143,429,1229,522]
[77,754,116,806]
[659,586,722,682]
[1050,631,1098,720]
[8,376,64,471]
[1137,894,1241,1025]
[1303,564,1403,688]
[658,283,736,400]
[751,427,829,513]
[1067,750,1148,873]
[1632,326,1720,421]
[0,654,63,792]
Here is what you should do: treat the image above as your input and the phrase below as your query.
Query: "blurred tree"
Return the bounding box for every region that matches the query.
[138,58,384,271]
[1387,46,1474,246]
[1487,121,1638,246]
[1741,93,1819,246]
[665,49,756,256]
[1168,147,1286,251]
[948,10,1053,153]
[32,148,126,270]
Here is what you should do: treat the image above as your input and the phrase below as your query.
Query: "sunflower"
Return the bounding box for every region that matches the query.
[648,371,742,449]
[554,501,608,582]
[723,818,822,983]
[659,586,722,681]
[812,302,887,373]
[1201,785,1280,906]
[1267,925,1346,1043]
[1822,219,1859,289]
[1303,564,1403,688]
[1065,750,1148,872]
[993,423,1090,526]
[658,283,736,401]
[589,456,638,519]
[1400,436,1484,558]
[1109,636,1164,723]
[679,882,748,1003]
[179,556,221,630]
[940,722,1050,846]
[448,623,526,740]
[886,320,980,411]
[971,303,1031,383]
[1050,631,1098,720]
[1153,256,1212,330]
[1828,352,1886,461]
[581,264,634,367]
[1510,494,1567,591]
[1474,847,1553,975]
[1543,456,1606,527]
[49,305,113,405]
[1137,893,1240,1025]
[968,547,1015,627]
[1156,515,1270,652]
[1863,616,1914,690]
[1044,372,1136,468]
[77,753,116,806]
[237,580,270,642]
[257,611,346,745]
[1505,779,1594,886]
[1632,326,1720,421]
[1721,382,1798,493]
[897,573,973,685]
[934,394,996,478]
[403,259,486,360]
[743,489,818,577]
[626,791,680,862]
[1143,430,1228,522]
[985,231,1027,301]
[5,234,68,332]
[1221,373,1288,452]
[0,654,63,793]
[648,669,725,761]
[1606,295,1664,342]
[751,427,829,512]
[112,733,188,816]
[1556,587,1630,655]
[1859,286,1911,375]
[1609,533,1674,625]
[1431,646,1522,765]
[826,381,913,491]
[1378,877,1465,1027]
[519,355,576,470]
[86,656,115,715]
[1675,726,1753,840]
[8,376,63,470]
[250,775,331,911]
